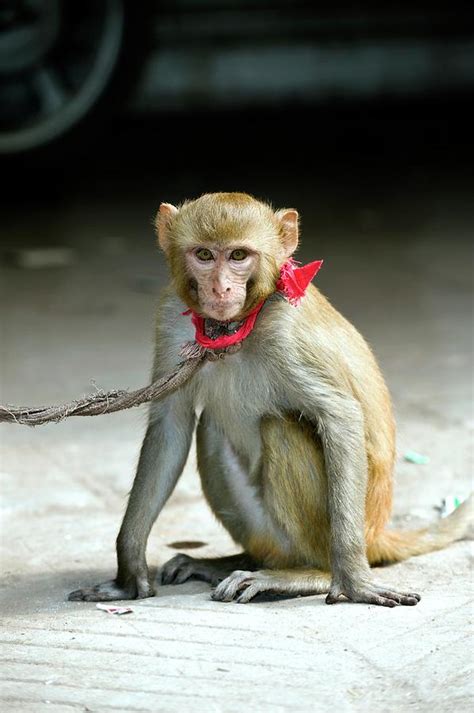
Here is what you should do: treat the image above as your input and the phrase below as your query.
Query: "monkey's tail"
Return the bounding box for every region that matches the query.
[368,494,473,565]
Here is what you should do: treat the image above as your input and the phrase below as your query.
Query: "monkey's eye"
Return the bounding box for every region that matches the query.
[230,249,248,261]
[195,248,214,261]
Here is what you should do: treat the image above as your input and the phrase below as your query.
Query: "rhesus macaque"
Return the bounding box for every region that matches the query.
[70,192,472,606]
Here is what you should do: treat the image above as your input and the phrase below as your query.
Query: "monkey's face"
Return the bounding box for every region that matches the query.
[155,193,300,322]
[185,245,259,321]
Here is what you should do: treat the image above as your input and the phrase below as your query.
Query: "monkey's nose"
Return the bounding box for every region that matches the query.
[212,286,231,298]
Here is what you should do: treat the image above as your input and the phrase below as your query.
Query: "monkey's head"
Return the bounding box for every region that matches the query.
[155,192,299,322]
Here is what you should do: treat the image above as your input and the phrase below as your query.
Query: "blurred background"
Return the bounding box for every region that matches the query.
[1,1,473,534]
[2,1,474,155]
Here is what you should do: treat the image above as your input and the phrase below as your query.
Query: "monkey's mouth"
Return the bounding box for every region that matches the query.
[201,301,244,321]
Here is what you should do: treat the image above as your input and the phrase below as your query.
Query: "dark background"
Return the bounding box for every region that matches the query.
[2,1,474,198]
[1,2,473,399]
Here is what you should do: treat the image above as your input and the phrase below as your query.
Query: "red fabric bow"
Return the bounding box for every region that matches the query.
[276,258,324,306]
[183,257,323,348]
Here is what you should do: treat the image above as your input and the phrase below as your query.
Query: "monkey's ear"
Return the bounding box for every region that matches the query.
[155,202,178,254]
[275,209,299,258]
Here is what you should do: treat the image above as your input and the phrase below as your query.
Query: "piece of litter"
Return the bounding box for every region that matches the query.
[404,450,430,465]
[96,603,133,615]
[347,688,362,699]
[440,495,462,518]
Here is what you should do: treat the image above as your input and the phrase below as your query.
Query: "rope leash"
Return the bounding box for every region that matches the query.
[0,342,241,427]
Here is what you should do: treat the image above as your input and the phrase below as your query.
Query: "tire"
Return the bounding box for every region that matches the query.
[0,0,150,158]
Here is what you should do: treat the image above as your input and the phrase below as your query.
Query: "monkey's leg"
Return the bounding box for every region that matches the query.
[211,418,419,606]
[212,568,420,604]
[69,399,195,602]
[212,569,330,603]
[159,412,263,588]
[160,553,257,587]
[196,412,286,557]
[211,569,420,607]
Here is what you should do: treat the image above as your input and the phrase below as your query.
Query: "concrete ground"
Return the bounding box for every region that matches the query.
[0,118,473,711]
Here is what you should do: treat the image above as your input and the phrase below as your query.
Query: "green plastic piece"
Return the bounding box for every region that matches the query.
[404,450,430,465]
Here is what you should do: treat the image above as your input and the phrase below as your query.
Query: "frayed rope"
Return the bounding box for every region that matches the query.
[0,342,226,427]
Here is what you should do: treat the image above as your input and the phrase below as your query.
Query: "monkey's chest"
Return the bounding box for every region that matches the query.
[192,357,283,469]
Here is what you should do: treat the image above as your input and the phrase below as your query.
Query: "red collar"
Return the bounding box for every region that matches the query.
[183,258,323,349]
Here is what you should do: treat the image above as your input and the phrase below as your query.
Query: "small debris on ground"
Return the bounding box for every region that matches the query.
[96,603,133,616]
[404,450,430,465]
[439,495,462,518]
[167,540,207,549]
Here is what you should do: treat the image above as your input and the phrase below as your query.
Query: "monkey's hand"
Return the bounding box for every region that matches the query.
[68,575,154,602]
[326,576,420,607]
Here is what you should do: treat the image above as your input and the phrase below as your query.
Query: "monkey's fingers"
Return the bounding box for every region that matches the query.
[68,578,154,602]
[326,584,420,607]
[376,589,421,605]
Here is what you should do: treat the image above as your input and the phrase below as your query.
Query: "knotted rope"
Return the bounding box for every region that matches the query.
[0,342,241,427]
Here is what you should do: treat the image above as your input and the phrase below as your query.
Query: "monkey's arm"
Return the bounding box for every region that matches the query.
[117,395,196,590]
[291,374,370,579]
[286,363,418,606]
[69,393,195,601]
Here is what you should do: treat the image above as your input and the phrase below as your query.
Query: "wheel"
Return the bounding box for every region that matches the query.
[0,0,148,156]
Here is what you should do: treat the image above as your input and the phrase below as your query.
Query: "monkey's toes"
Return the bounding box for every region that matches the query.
[159,554,223,586]
[160,554,195,585]
[211,570,275,603]
[212,570,253,602]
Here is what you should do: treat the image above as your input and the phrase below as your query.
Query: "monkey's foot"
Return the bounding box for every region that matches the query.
[68,577,154,602]
[160,553,255,587]
[211,569,302,603]
[326,581,420,607]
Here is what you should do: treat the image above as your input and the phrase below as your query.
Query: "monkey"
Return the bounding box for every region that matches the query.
[69,192,472,607]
